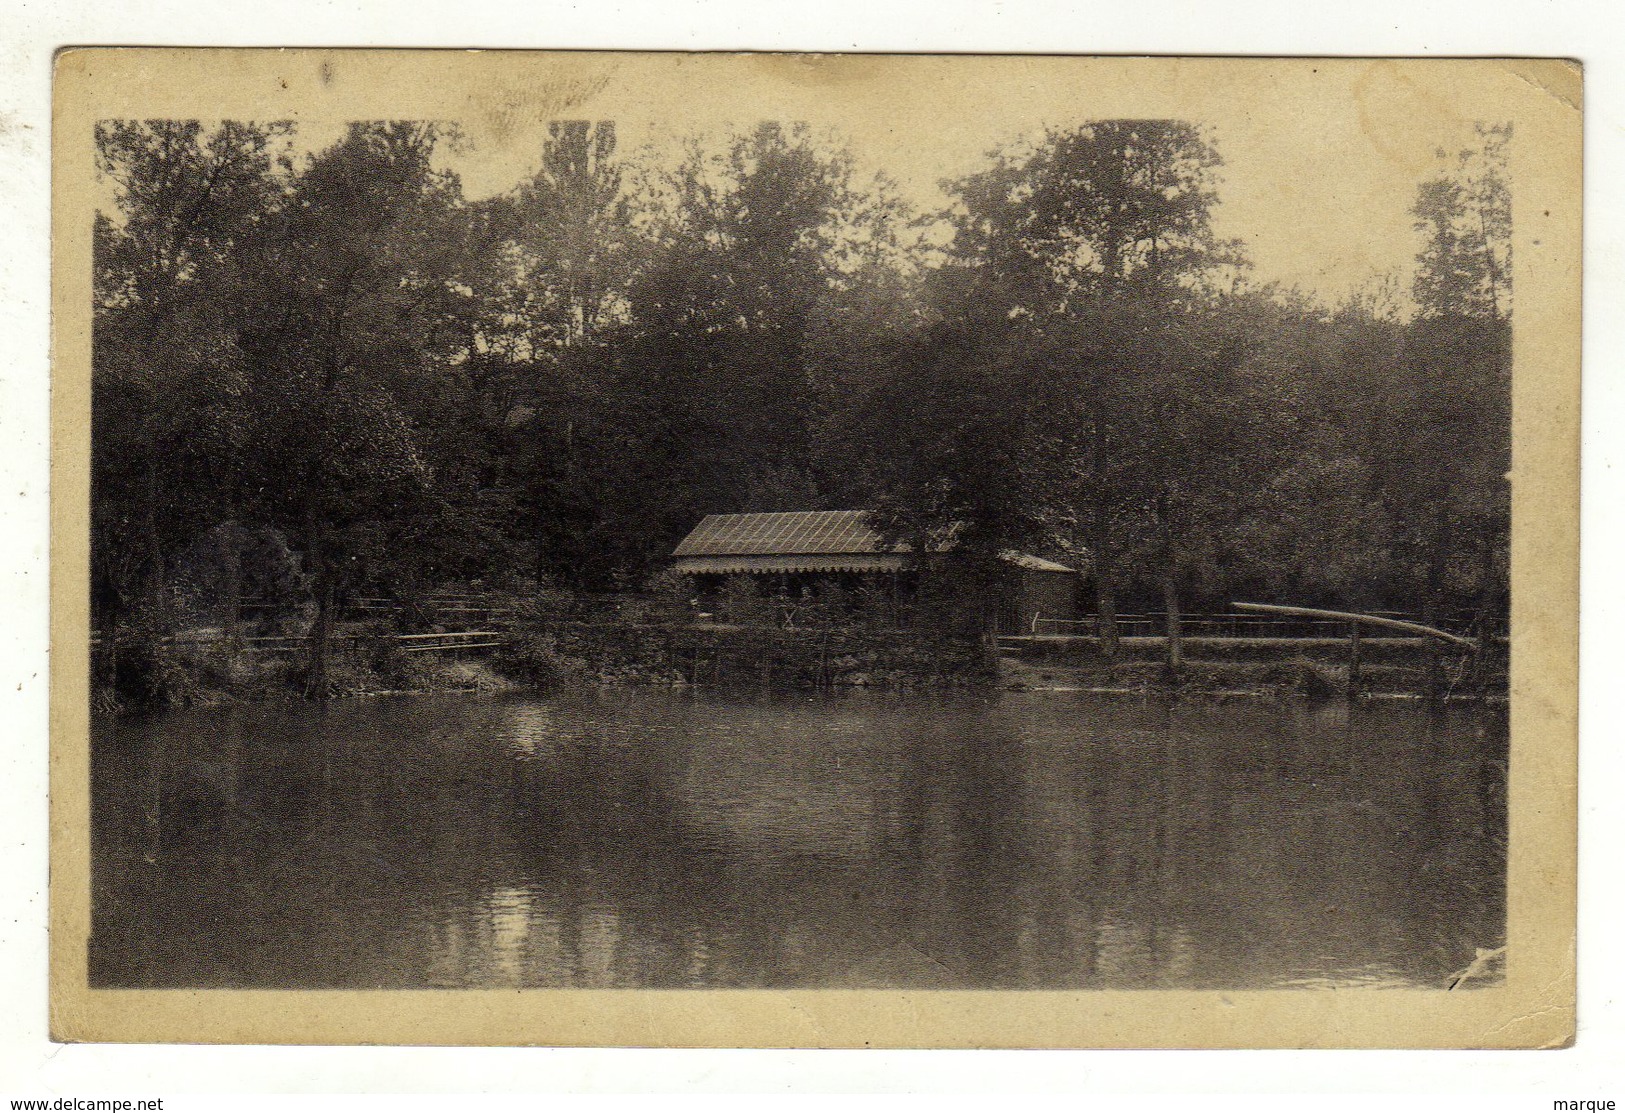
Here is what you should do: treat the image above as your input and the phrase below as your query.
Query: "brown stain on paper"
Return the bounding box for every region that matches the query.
[1352,60,1468,173]
[753,53,889,89]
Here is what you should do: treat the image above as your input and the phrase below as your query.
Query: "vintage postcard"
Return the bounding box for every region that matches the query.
[50,50,1580,1047]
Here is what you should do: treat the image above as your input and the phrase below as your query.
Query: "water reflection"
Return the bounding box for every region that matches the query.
[90,690,1506,990]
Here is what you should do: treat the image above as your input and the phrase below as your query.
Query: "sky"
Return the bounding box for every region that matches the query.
[120,54,1506,309]
[401,55,1499,308]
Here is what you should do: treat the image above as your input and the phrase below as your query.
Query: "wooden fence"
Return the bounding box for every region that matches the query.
[91,629,507,656]
[1028,610,1501,641]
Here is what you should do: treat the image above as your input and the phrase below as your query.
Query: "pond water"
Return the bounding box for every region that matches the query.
[90,688,1506,990]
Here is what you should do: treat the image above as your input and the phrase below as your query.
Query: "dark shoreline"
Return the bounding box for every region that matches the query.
[94,618,1505,714]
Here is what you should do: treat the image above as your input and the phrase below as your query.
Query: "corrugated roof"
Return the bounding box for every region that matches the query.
[671,510,1080,575]
[673,511,899,557]
[671,554,911,575]
[998,550,1078,574]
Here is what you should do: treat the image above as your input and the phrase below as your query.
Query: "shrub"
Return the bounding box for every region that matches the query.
[643,567,697,624]
[1293,656,1348,698]
[495,628,585,688]
[107,617,199,710]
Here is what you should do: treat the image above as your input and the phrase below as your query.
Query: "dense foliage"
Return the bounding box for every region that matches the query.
[91,117,1512,686]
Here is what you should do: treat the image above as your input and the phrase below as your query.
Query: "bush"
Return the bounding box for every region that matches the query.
[495,628,586,688]
[1293,655,1348,698]
[642,567,697,624]
[105,612,201,709]
[105,640,194,709]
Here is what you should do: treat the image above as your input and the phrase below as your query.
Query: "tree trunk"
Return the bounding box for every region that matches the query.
[142,464,169,629]
[304,576,335,701]
[97,582,122,692]
[1091,494,1119,659]
[1159,487,1183,681]
[1423,564,1445,706]
[222,530,243,641]
[1162,564,1183,679]
[1469,537,1506,698]
[1420,488,1453,705]
[1346,622,1363,700]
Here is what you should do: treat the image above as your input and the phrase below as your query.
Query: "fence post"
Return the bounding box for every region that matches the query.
[1346,622,1363,700]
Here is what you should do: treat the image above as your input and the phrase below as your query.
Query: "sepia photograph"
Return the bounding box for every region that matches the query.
[48,50,1580,1047]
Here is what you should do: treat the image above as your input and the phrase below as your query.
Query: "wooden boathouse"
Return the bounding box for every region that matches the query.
[670,510,1081,635]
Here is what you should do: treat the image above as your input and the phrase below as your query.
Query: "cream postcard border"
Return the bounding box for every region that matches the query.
[49,50,1581,1049]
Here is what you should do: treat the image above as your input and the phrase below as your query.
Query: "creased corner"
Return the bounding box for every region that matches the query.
[1502,60,1583,113]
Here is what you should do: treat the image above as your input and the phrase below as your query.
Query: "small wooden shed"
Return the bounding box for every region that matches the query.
[993,551,1083,634]
[670,510,1080,634]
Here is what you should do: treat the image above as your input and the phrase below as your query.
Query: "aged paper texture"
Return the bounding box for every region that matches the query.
[51,50,1580,1048]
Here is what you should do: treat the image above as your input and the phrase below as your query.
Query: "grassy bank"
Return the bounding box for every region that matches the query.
[999,635,1505,700]
[95,617,995,713]
[92,637,515,714]
[497,620,997,691]
[97,615,1503,714]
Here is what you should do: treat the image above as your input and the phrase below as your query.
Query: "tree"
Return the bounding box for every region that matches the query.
[92,120,292,652]
[950,119,1241,315]
[1225,127,1511,687]
[1226,288,1403,612]
[1413,124,1511,324]
[454,122,642,590]
[568,122,924,585]
[1401,125,1512,652]
[937,120,1244,658]
[230,122,480,695]
[485,121,635,357]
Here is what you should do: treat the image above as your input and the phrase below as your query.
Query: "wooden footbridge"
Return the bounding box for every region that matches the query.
[92,628,508,656]
[227,630,506,655]
[93,592,514,658]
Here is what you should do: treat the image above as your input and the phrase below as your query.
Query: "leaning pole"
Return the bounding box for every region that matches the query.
[1229,602,1480,651]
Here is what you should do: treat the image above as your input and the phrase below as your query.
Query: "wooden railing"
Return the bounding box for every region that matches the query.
[393,631,506,654]
[91,629,507,655]
[1024,610,1499,642]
